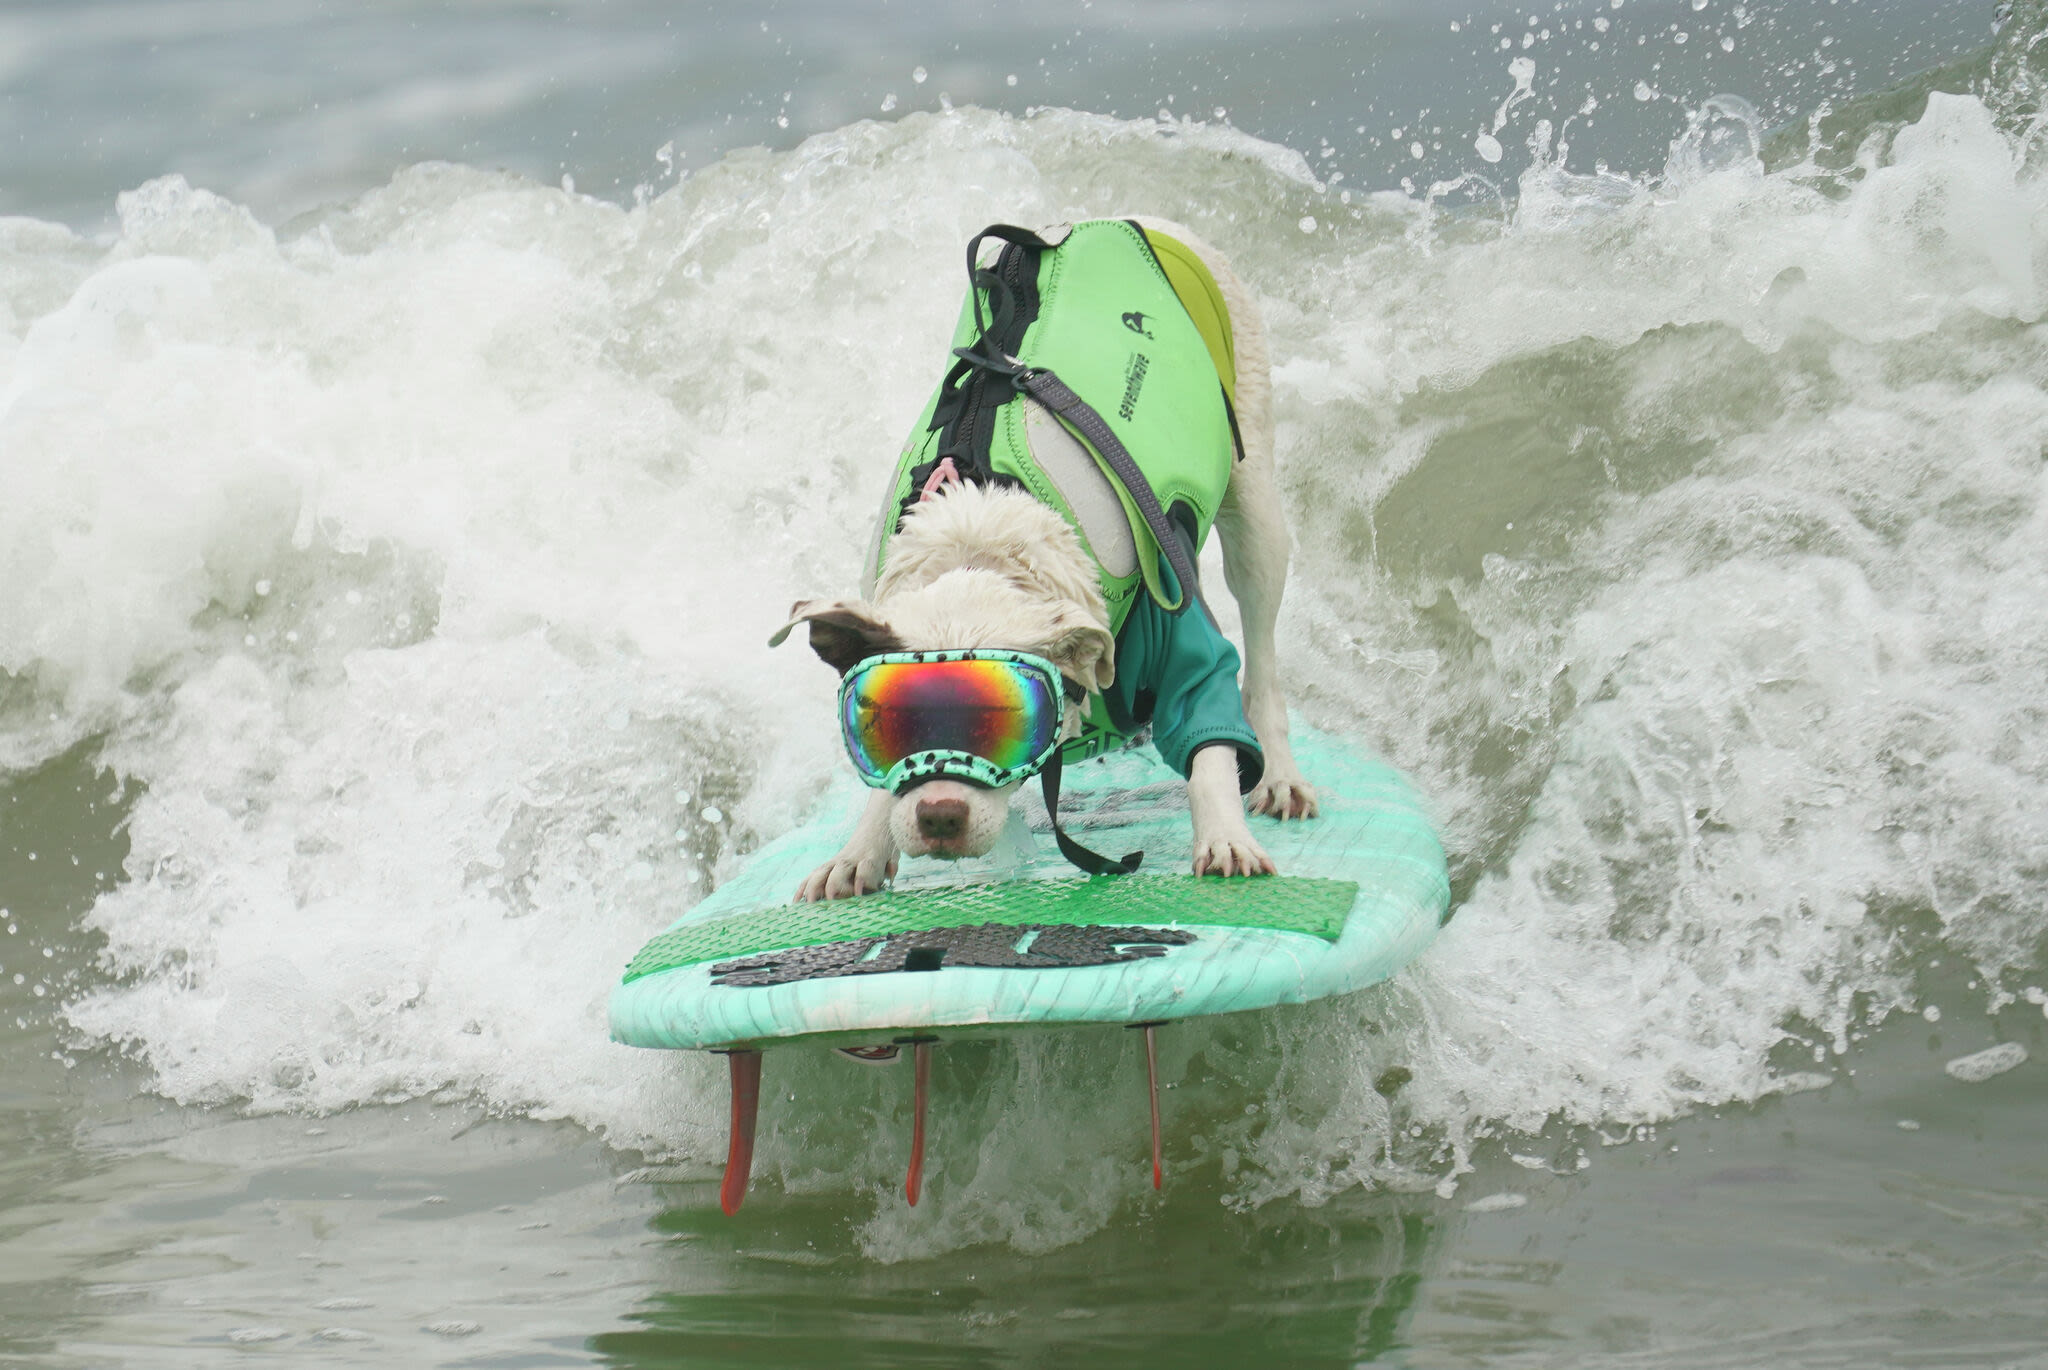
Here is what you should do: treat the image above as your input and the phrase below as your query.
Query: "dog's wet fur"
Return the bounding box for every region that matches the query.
[776,218,1317,903]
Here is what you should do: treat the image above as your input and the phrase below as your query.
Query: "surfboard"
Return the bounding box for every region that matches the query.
[609,725,1449,1210]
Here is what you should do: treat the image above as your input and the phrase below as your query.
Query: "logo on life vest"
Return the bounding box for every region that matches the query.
[1121,311,1154,339]
[1119,351,1149,421]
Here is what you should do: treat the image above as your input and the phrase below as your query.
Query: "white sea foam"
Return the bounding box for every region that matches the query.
[1943,1042,2028,1082]
[1465,1191,1529,1213]
[2,94,2044,1254]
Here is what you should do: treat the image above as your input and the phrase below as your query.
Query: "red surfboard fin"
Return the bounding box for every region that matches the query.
[718,1049,763,1216]
[906,1039,935,1205]
[1144,1023,1164,1190]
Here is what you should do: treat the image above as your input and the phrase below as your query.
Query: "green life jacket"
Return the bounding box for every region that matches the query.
[869,218,1242,631]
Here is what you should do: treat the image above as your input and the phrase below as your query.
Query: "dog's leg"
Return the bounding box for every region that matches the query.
[795,790,900,902]
[1185,228,1318,821]
[1187,744,1276,876]
[1214,447,1317,818]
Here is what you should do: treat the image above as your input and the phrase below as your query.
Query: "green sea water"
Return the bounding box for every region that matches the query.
[4,2,2044,1365]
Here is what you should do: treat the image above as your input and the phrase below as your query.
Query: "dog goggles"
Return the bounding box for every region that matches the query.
[838,650,1065,792]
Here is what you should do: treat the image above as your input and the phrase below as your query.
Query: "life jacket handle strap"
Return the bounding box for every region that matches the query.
[955,224,1051,378]
[962,223,1062,336]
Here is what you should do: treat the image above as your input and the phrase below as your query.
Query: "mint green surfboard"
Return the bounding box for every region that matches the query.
[609,727,1448,1052]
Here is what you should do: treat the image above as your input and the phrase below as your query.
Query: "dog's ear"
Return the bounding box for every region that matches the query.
[768,599,903,675]
[1042,612,1116,695]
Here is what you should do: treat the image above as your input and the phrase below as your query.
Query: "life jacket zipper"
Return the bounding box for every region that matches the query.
[937,241,1039,480]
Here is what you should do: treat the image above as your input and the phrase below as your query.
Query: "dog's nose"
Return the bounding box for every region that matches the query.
[915,796,970,841]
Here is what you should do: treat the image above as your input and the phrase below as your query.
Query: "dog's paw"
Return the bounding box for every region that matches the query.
[1248,774,1319,821]
[794,851,899,902]
[1192,834,1277,878]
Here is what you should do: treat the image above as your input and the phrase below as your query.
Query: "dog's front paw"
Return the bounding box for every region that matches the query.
[1248,772,1319,821]
[794,850,899,902]
[1192,832,1277,878]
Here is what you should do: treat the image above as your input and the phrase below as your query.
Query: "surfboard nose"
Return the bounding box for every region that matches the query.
[916,795,970,840]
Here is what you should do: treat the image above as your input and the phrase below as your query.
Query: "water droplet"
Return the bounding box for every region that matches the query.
[880,93,897,112]
[1297,216,1317,234]
[912,66,927,84]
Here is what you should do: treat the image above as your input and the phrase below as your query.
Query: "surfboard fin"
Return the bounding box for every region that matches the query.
[718,1049,763,1215]
[906,1039,935,1205]
[1144,1023,1164,1189]
[1128,1021,1167,1187]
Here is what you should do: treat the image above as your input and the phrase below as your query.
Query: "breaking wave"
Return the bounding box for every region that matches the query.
[6,18,2047,1254]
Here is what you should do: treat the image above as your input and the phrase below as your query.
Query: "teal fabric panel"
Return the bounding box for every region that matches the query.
[1098,558,1262,781]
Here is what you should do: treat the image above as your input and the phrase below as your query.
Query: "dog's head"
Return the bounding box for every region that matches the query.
[772,486,1113,860]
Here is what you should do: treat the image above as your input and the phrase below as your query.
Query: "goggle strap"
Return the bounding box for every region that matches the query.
[1040,749,1143,877]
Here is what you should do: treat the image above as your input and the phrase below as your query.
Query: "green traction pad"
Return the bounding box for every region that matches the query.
[620,874,1358,984]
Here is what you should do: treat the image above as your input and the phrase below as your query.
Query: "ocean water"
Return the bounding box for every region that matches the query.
[3,1,2044,1366]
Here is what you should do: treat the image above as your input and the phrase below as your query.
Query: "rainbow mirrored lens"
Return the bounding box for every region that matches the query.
[841,655,1061,783]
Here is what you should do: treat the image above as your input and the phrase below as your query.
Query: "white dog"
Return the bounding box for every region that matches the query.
[773,217,1316,901]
